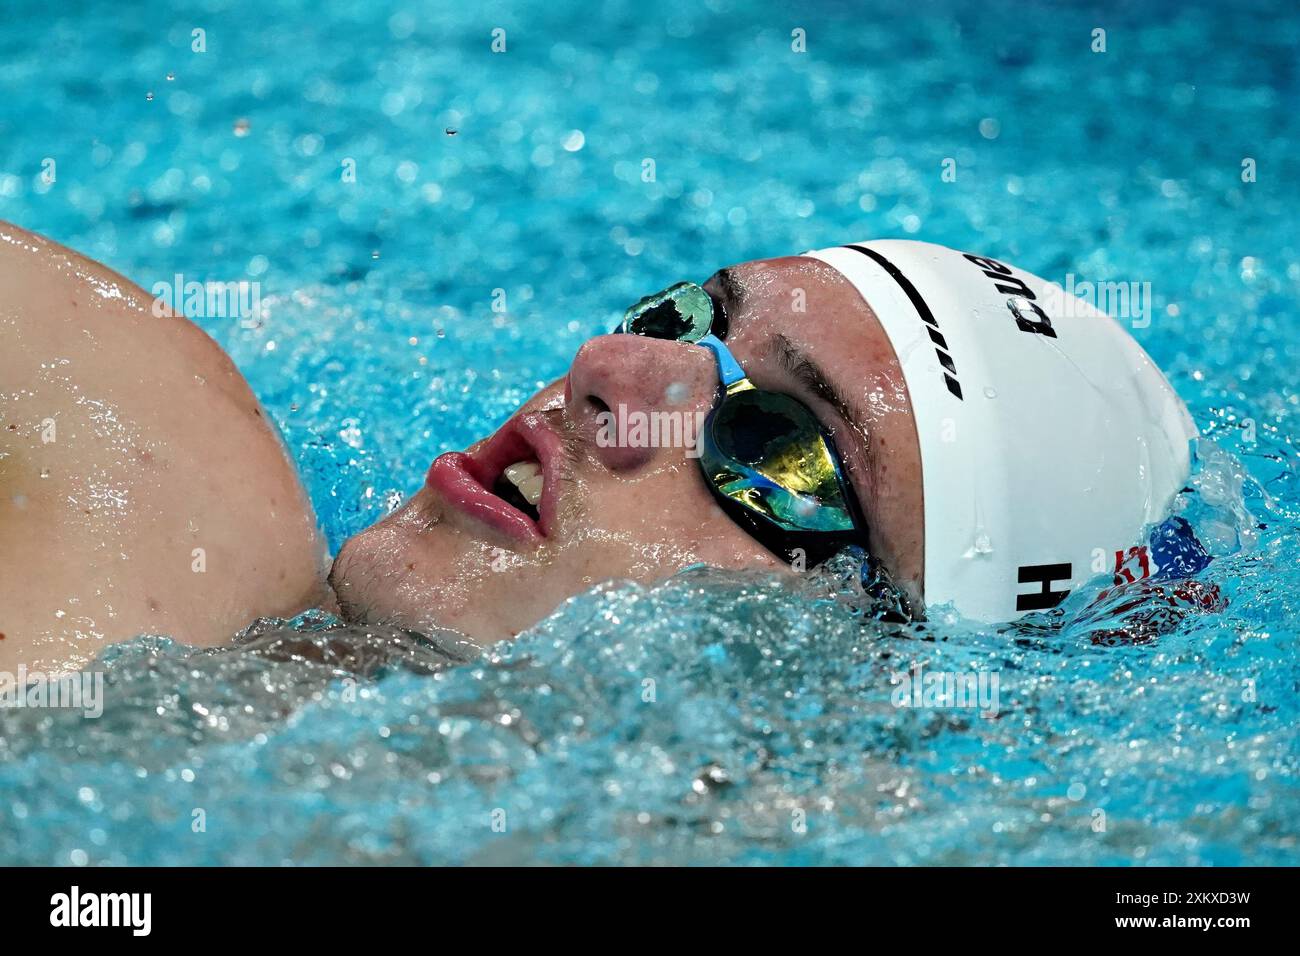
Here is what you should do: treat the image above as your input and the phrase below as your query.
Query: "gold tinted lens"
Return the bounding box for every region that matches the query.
[702,391,855,534]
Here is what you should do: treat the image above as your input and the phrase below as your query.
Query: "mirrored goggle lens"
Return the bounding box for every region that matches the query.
[619,281,715,342]
[701,390,855,535]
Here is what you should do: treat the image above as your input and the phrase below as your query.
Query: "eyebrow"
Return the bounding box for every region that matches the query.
[767,333,867,432]
[708,272,873,483]
[709,267,746,315]
[707,269,866,434]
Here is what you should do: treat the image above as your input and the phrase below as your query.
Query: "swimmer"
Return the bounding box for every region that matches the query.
[0,220,1203,670]
[333,239,1204,640]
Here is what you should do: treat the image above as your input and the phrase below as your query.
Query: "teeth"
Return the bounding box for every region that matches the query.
[519,475,544,506]
[502,460,544,507]
[503,461,540,485]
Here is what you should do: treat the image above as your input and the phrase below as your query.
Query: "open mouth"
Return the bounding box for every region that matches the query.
[425,411,563,543]
[493,460,543,523]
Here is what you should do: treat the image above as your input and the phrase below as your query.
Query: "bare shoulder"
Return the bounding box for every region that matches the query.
[0,221,332,672]
[0,221,246,396]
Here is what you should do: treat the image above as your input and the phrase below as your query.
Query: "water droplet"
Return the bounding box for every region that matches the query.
[166,72,175,82]
[233,118,250,137]
[692,763,731,793]
[445,127,458,136]
[39,468,50,479]
[371,250,380,260]
[983,386,998,399]
[966,532,994,558]
[145,91,154,102]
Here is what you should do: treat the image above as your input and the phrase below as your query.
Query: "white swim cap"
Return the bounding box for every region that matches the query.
[804,240,1197,621]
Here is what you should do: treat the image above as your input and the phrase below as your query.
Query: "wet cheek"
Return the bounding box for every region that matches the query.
[650,491,785,570]
[562,469,748,571]
[385,536,524,624]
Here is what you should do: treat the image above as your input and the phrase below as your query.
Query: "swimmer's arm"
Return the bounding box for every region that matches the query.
[0,221,333,672]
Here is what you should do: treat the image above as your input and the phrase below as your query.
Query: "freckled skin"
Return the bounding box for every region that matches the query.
[0,222,333,672]
[333,256,925,644]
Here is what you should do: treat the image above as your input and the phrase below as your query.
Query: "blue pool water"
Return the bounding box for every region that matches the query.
[2,0,1299,864]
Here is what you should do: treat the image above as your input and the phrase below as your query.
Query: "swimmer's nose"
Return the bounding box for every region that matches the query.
[565,334,717,471]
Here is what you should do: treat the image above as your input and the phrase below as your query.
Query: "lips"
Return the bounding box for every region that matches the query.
[424,412,565,544]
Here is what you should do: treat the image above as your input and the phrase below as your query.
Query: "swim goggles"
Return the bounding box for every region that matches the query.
[614,281,870,566]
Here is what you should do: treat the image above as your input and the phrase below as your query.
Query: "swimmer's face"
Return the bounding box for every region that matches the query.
[330,257,924,644]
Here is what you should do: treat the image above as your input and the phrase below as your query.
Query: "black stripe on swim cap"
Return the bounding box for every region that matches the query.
[844,244,963,401]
